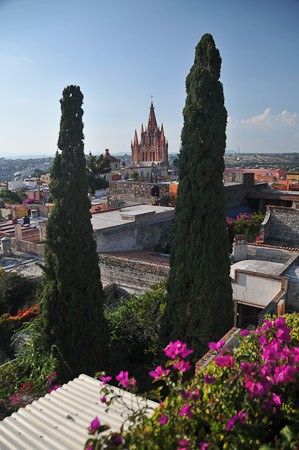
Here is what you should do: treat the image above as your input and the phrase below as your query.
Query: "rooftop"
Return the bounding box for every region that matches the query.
[230,259,285,278]
[0,374,157,450]
[91,205,174,231]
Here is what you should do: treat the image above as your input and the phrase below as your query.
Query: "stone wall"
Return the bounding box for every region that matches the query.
[94,211,174,253]
[263,206,299,247]
[99,253,169,293]
[107,181,170,208]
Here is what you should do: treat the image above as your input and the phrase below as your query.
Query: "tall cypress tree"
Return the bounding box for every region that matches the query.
[162,34,233,359]
[40,85,107,378]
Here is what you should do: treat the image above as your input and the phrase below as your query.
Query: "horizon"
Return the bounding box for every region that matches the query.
[0,0,298,157]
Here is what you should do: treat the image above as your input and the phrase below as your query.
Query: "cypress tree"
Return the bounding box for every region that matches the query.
[162,34,233,359]
[40,85,107,378]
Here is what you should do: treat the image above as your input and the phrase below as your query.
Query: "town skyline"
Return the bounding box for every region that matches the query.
[0,0,298,158]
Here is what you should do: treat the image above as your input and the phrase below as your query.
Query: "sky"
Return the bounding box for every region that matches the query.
[0,0,298,158]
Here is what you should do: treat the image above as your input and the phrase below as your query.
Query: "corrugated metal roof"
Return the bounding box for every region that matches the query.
[0,374,158,450]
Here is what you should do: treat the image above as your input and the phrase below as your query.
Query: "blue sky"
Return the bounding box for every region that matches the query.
[0,0,298,157]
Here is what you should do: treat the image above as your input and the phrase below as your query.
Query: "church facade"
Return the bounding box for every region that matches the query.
[131,102,168,166]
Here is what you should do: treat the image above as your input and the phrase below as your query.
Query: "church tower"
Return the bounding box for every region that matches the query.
[131,102,168,166]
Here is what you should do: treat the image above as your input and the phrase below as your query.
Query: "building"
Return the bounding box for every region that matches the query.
[231,237,299,327]
[91,204,174,254]
[131,102,168,166]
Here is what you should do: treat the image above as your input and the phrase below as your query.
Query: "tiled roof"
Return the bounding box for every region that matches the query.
[0,374,157,450]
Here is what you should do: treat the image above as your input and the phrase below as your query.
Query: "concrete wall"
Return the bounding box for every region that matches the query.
[263,206,299,247]
[247,245,296,264]
[232,271,283,307]
[95,211,174,253]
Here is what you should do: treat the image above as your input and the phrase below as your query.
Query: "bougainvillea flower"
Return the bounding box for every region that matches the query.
[99,375,112,384]
[149,366,170,379]
[178,404,192,418]
[215,354,235,368]
[239,329,250,337]
[116,371,136,388]
[208,339,225,351]
[204,373,217,384]
[158,414,168,424]
[173,359,191,373]
[163,341,193,359]
[88,416,101,434]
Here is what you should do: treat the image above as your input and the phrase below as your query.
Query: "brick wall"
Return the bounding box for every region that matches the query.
[263,206,299,247]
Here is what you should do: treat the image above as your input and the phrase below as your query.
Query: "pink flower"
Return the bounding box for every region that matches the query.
[190,388,200,400]
[215,354,235,368]
[240,329,250,337]
[48,384,61,393]
[163,341,193,359]
[179,404,192,419]
[209,339,225,351]
[245,379,269,398]
[178,438,191,449]
[199,442,209,450]
[100,396,107,403]
[239,361,253,375]
[116,371,136,389]
[99,375,112,384]
[173,359,191,372]
[226,411,248,430]
[88,416,101,434]
[158,414,168,424]
[149,365,170,379]
[204,373,216,384]
[274,365,297,384]
[272,393,282,407]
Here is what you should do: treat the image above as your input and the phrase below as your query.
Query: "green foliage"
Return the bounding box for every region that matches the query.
[105,283,167,386]
[0,272,37,315]
[31,168,46,178]
[162,33,233,359]
[0,318,58,420]
[0,189,24,204]
[0,304,39,357]
[130,170,138,179]
[86,153,111,194]
[39,85,107,380]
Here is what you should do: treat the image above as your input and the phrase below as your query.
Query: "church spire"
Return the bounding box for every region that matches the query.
[147,101,158,131]
[134,129,138,145]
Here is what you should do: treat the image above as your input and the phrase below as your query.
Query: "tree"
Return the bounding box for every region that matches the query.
[0,189,25,204]
[161,34,233,359]
[86,153,111,194]
[39,85,107,378]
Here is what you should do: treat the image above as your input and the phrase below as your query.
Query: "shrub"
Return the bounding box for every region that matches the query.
[104,282,167,385]
[0,272,37,316]
[226,212,265,247]
[86,314,299,449]
[0,317,59,420]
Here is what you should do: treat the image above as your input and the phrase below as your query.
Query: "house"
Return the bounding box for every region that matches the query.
[231,237,299,327]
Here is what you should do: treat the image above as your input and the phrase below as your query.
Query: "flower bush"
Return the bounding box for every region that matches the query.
[0,316,59,420]
[0,304,39,358]
[85,314,299,449]
[226,212,265,247]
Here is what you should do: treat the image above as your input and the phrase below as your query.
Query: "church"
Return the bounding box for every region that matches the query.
[131,102,168,166]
